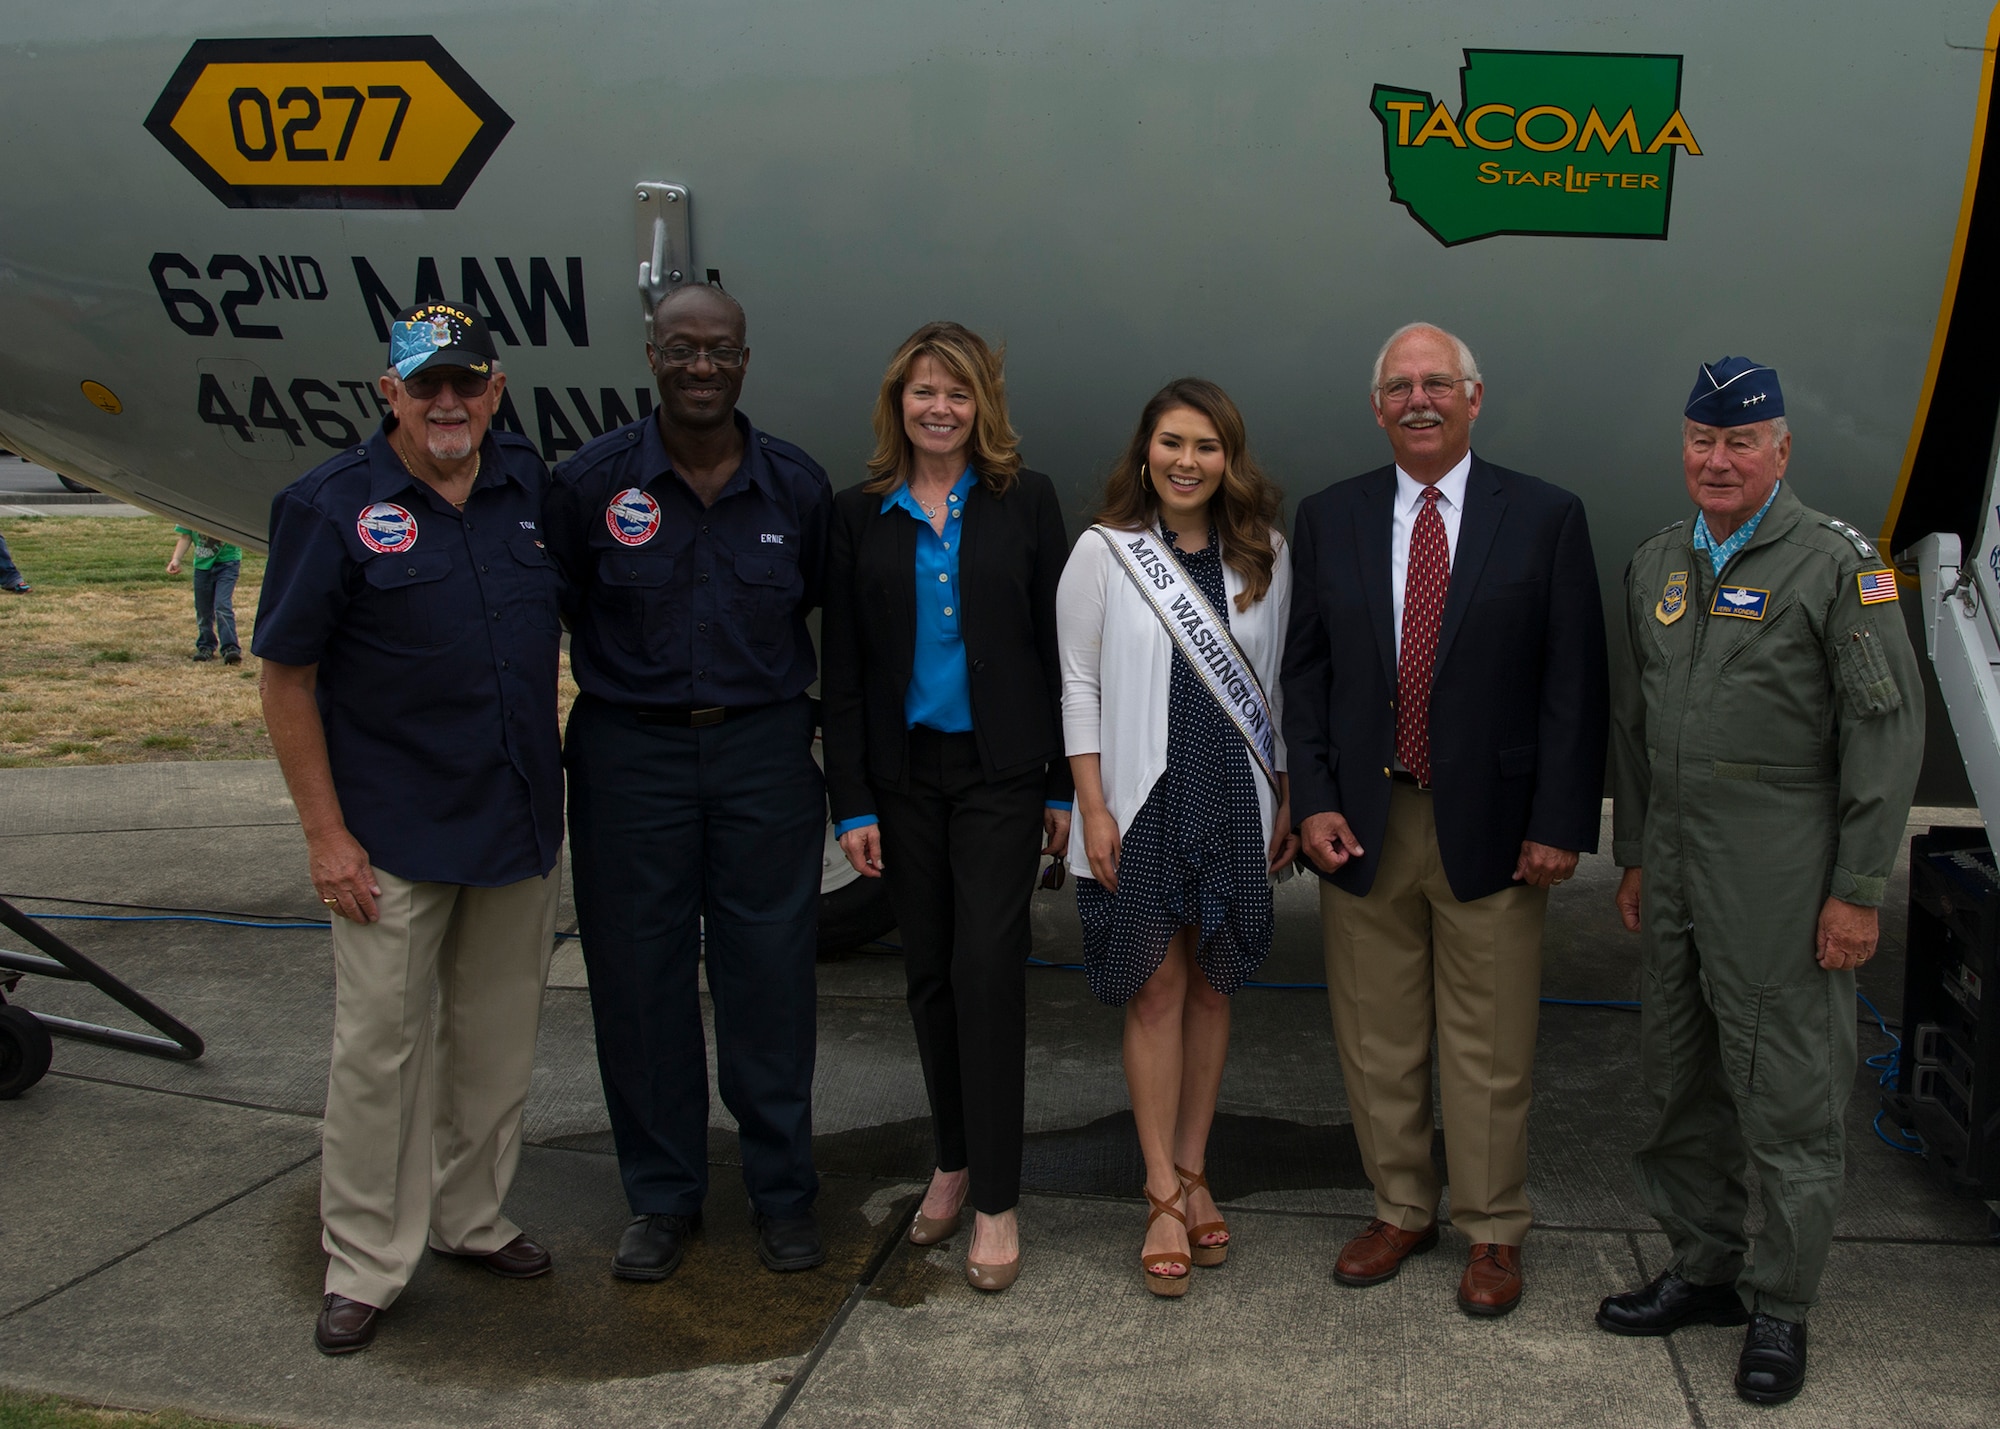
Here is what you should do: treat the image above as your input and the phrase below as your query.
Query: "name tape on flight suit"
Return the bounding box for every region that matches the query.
[1709,585,1770,619]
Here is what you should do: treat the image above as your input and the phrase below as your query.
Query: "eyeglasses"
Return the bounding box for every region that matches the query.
[654,344,747,369]
[1375,375,1471,404]
[402,370,492,400]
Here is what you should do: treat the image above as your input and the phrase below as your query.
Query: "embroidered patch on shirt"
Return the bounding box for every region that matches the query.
[1857,569,1899,605]
[356,502,418,554]
[1709,585,1770,620]
[1656,571,1689,625]
[605,488,661,546]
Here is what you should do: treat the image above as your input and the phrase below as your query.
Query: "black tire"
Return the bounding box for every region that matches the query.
[56,474,96,494]
[817,876,896,960]
[0,1003,54,1098]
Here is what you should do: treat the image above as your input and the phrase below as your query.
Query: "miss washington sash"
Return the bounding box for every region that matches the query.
[1094,524,1280,794]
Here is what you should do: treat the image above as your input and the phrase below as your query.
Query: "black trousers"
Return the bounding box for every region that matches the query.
[565,693,824,1219]
[874,727,1044,1215]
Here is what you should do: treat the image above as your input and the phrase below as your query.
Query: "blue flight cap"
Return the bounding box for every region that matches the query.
[1685,356,1784,427]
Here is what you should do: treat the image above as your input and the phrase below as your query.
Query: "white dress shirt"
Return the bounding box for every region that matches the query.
[1390,450,1470,661]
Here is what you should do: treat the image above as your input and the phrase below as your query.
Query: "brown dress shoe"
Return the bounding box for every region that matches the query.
[1458,1243,1522,1316]
[1334,1219,1440,1286]
[314,1294,379,1355]
[433,1232,553,1279]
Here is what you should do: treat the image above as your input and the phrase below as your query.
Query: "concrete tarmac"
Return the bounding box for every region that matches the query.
[0,762,1995,1427]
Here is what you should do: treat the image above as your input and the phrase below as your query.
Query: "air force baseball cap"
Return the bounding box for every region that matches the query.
[388,302,497,381]
[1685,356,1784,427]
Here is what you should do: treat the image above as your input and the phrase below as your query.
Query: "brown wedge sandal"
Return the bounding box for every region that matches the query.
[1176,1164,1230,1268]
[1142,1186,1192,1298]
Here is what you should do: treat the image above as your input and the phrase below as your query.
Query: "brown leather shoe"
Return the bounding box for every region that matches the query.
[1334,1219,1439,1286]
[1458,1243,1523,1316]
[314,1294,379,1355]
[434,1232,553,1279]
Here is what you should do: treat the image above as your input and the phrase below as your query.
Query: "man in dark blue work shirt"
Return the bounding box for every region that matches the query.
[254,304,565,1356]
[545,282,834,1280]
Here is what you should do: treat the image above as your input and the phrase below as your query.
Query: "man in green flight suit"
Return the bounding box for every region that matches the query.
[1596,357,1924,1406]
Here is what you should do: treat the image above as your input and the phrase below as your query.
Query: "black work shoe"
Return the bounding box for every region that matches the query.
[314,1293,379,1354]
[1736,1313,1808,1405]
[1596,1268,1749,1336]
[223,650,243,666]
[191,652,215,662]
[612,1212,701,1281]
[753,1208,825,1272]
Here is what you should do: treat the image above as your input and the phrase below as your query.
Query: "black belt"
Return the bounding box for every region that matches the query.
[633,701,777,728]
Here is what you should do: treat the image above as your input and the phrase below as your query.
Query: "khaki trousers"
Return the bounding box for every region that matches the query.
[321,866,558,1308]
[1320,783,1547,1245]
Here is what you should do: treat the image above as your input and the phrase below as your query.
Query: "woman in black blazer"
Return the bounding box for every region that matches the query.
[821,321,1071,1292]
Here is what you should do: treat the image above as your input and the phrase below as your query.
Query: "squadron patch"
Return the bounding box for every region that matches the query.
[1709,584,1770,620]
[356,502,419,554]
[1825,519,1878,559]
[1857,568,1899,605]
[605,487,662,546]
[1656,571,1689,625]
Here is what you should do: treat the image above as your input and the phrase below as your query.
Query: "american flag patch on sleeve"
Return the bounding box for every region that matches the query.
[1856,569,1898,605]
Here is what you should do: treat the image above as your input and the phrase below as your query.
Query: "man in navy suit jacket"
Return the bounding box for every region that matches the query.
[1281,323,1608,1318]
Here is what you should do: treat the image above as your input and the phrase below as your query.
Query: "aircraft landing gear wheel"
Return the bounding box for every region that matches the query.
[0,1003,54,1098]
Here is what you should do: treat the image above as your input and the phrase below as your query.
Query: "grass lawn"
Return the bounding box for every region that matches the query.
[0,518,269,767]
[0,516,581,770]
[0,1389,265,1429]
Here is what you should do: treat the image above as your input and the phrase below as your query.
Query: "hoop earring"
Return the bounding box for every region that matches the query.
[1139,463,1149,482]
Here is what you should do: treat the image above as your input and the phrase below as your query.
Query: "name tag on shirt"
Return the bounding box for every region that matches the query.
[1709,585,1770,620]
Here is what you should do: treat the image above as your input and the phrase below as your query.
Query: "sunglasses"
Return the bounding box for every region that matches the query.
[402,369,492,400]
[1038,858,1067,891]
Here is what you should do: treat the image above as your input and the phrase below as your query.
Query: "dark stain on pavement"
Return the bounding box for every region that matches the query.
[278,1148,911,1384]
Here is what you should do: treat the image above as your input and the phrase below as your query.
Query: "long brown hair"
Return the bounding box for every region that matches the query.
[1095,378,1283,611]
[863,321,1022,496]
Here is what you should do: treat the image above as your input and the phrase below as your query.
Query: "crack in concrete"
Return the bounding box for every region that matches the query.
[0,1148,322,1324]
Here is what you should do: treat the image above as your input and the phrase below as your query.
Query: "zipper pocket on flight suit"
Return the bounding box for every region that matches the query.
[1834,625,1903,718]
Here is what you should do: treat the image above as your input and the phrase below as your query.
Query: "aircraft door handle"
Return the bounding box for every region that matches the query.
[635,183,692,324]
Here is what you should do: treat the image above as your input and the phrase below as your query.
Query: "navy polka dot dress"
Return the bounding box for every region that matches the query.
[1077,527,1272,1005]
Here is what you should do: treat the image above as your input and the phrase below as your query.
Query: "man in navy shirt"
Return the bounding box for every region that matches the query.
[546,282,833,1279]
[255,304,565,1355]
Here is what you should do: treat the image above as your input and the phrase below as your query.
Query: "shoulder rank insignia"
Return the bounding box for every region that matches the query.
[1710,585,1770,620]
[1825,518,1877,559]
[1656,571,1689,625]
[1857,568,1899,605]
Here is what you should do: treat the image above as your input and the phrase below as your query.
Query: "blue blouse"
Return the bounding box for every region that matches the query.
[832,468,1068,837]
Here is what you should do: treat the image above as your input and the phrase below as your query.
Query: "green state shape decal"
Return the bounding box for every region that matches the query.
[1372,50,1702,246]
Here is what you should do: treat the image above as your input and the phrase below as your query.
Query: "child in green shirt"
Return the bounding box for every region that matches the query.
[168,526,243,664]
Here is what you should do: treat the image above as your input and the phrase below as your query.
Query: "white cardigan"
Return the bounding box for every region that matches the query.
[1055,525,1292,879]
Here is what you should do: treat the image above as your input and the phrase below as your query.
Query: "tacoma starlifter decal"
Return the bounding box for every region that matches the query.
[1371,50,1702,246]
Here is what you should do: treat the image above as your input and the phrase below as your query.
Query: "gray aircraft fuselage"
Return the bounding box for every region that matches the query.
[3,1,1998,575]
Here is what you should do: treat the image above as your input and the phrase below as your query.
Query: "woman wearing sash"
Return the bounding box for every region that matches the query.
[1056,377,1296,1297]
[821,321,1072,1293]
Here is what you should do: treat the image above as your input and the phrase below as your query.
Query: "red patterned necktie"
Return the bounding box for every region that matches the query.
[1396,486,1450,786]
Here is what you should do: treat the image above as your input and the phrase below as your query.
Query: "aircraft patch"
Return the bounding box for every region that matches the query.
[1856,569,1899,605]
[605,488,661,546]
[1655,571,1688,625]
[1709,585,1769,620]
[1824,519,1877,558]
[356,502,418,554]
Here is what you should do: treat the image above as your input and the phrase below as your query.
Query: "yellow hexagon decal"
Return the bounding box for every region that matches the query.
[144,37,512,209]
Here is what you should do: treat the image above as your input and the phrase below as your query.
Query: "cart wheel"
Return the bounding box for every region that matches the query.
[0,1003,54,1098]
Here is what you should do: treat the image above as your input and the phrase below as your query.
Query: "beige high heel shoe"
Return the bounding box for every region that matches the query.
[909,1176,967,1245]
